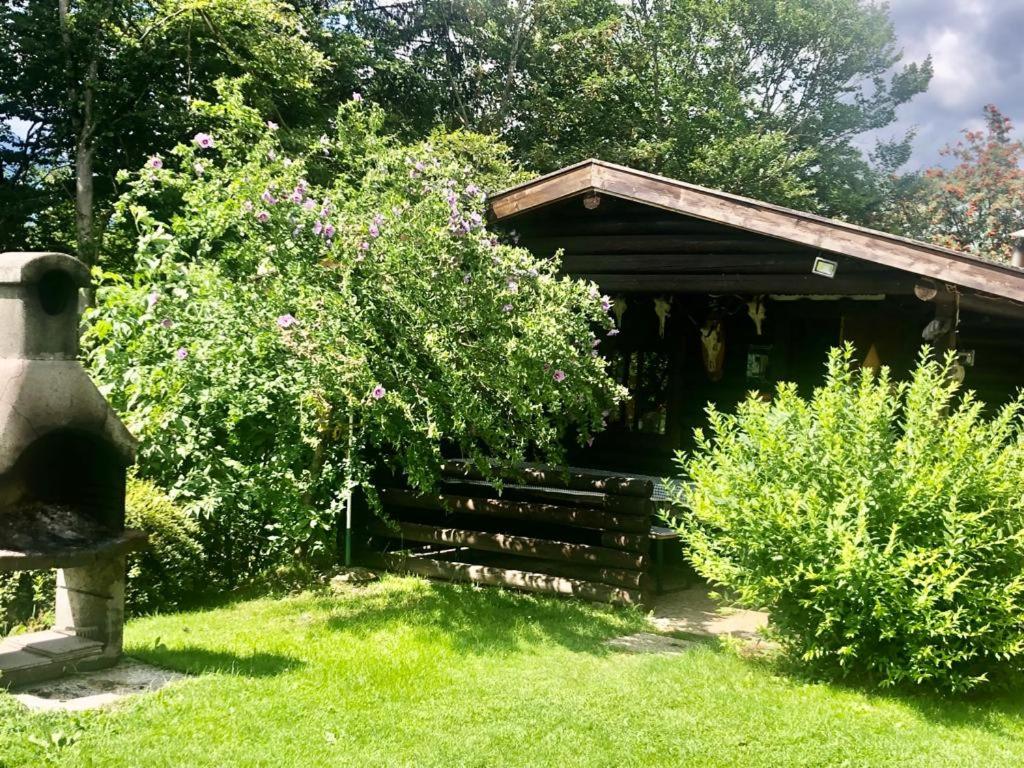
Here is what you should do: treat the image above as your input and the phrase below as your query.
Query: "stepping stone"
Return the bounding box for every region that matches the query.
[606,632,699,654]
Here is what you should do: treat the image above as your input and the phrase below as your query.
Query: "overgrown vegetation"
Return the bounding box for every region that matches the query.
[671,346,1024,692]
[82,84,623,587]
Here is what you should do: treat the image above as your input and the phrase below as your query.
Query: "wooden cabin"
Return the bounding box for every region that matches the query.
[490,159,1024,475]
[369,160,1024,606]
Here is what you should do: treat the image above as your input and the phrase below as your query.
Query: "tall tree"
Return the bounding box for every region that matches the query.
[886,105,1024,263]
[348,0,931,218]
[0,0,331,263]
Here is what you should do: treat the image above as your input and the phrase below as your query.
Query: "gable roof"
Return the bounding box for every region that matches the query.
[488,159,1024,305]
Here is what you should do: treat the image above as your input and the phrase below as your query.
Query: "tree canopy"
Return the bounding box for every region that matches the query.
[886,105,1024,263]
[2,0,933,263]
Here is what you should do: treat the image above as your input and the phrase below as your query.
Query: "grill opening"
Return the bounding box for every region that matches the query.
[0,430,127,554]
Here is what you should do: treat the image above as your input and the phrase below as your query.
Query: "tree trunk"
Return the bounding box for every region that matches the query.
[59,0,99,269]
[74,132,96,267]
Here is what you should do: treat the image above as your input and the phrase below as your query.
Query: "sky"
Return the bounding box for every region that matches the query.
[882,0,1024,169]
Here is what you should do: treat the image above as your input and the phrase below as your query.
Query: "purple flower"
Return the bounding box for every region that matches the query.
[369,222,380,238]
[303,199,317,212]
[371,385,386,400]
[267,120,279,131]
[352,91,364,102]
[601,296,612,312]
[277,314,297,329]
[242,200,254,212]
[289,190,304,204]
[607,328,620,337]
[553,370,566,383]
[160,318,173,329]
[312,220,323,235]
[175,347,189,360]
[465,183,479,196]
[592,338,601,347]
[414,161,425,172]
[146,291,159,309]
[148,156,162,169]
[323,224,336,239]
[257,210,271,223]
[502,303,513,313]
[261,190,277,205]
[193,132,214,149]
[359,241,370,251]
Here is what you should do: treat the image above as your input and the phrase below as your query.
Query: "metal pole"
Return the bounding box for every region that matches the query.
[344,410,354,567]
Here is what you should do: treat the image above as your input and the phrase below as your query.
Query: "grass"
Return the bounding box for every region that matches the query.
[2,576,1024,767]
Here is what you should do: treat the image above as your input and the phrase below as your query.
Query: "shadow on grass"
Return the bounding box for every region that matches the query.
[322,578,645,656]
[130,646,303,678]
[747,648,1024,738]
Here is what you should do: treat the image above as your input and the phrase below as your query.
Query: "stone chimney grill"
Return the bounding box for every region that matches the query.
[0,252,145,688]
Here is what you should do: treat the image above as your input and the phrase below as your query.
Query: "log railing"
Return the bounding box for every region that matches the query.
[364,463,657,606]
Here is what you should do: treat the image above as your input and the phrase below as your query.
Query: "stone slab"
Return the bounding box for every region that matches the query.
[649,586,769,641]
[10,657,186,712]
[0,646,53,673]
[4,630,103,660]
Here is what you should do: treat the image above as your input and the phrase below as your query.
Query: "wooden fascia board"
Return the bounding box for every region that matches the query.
[488,163,597,220]
[590,164,1024,304]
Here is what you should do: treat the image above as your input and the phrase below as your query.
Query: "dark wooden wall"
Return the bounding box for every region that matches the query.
[498,192,1024,475]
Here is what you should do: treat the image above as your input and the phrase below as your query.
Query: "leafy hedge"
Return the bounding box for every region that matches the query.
[125,477,205,613]
[672,346,1024,692]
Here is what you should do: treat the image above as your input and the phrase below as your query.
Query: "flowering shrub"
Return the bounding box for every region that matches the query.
[85,83,624,582]
[671,346,1024,692]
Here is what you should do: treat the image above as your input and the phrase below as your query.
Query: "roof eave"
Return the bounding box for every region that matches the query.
[487,160,1024,305]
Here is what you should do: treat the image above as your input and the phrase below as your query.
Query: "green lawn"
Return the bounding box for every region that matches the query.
[3,576,1024,767]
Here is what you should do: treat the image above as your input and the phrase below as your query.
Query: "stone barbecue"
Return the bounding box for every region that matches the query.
[0,252,145,688]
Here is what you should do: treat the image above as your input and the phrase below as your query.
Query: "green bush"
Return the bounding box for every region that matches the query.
[125,477,205,614]
[671,346,1024,692]
[0,571,53,636]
